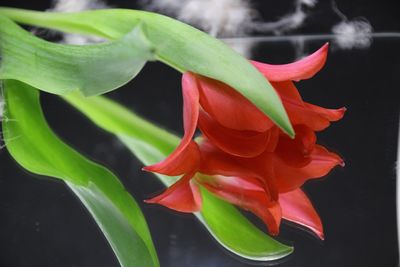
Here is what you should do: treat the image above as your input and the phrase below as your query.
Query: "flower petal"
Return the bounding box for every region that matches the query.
[304,103,347,122]
[264,126,281,152]
[280,189,324,240]
[143,141,200,176]
[272,82,303,106]
[198,110,274,158]
[198,175,282,235]
[275,125,316,167]
[197,75,274,132]
[143,72,200,175]
[273,81,346,131]
[274,145,344,192]
[145,172,202,212]
[198,140,257,177]
[198,140,279,201]
[252,43,329,82]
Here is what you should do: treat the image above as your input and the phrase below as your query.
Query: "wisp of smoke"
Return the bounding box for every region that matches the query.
[52,0,106,13]
[332,19,373,49]
[142,0,257,37]
[252,0,316,35]
[142,0,316,37]
[50,0,373,55]
[253,7,306,35]
[331,1,373,50]
[141,0,319,57]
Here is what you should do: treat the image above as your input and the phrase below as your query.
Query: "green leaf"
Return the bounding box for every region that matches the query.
[0,15,154,96]
[199,189,293,260]
[0,7,294,137]
[2,80,159,267]
[63,92,294,261]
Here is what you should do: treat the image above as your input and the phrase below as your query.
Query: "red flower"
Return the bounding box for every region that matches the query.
[143,43,345,239]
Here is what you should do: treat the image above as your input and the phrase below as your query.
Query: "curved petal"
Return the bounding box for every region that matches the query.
[286,105,345,131]
[198,110,274,158]
[198,140,279,201]
[275,125,316,167]
[197,75,274,132]
[274,145,344,193]
[143,72,200,175]
[271,80,303,103]
[196,174,266,196]
[198,175,282,235]
[198,140,258,178]
[252,43,329,82]
[145,172,202,212]
[143,141,200,176]
[273,81,346,131]
[304,103,346,122]
[264,126,281,152]
[280,189,324,240]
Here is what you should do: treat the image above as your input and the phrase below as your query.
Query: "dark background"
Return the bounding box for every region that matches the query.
[0,1,399,267]
[2,0,400,33]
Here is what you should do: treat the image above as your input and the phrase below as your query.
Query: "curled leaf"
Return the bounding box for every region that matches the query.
[0,7,294,136]
[0,15,154,96]
[2,80,159,267]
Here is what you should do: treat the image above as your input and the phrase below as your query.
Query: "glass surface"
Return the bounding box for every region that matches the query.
[0,36,399,266]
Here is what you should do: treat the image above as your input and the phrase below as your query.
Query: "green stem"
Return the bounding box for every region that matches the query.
[62,92,180,156]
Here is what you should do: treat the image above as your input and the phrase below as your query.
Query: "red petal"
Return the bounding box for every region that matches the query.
[274,145,344,192]
[198,110,274,157]
[273,81,346,131]
[145,172,202,213]
[197,75,274,132]
[198,175,282,235]
[198,140,279,201]
[280,189,324,239]
[264,126,281,152]
[198,140,258,178]
[143,72,200,175]
[275,125,316,167]
[271,80,303,103]
[252,43,329,82]
[143,142,200,176]
[197,174,265,196]
[304,103,346,122]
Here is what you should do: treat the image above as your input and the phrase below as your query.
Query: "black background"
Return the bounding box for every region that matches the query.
[0,1,399,267]
[2,0,400,33]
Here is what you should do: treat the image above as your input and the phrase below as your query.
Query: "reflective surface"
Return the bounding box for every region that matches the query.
[0,34,399,267]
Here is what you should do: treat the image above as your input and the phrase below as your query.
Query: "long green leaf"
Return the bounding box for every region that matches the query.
[0,7,294,137]
[0,15,153,96]
[63,92,294,261]
[2,80,159,267]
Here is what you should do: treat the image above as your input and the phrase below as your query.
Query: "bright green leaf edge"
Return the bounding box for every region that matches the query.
[0,15,154,96]
[63,92,294,261]
[2,80,159,267]
[0,7,294,137]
